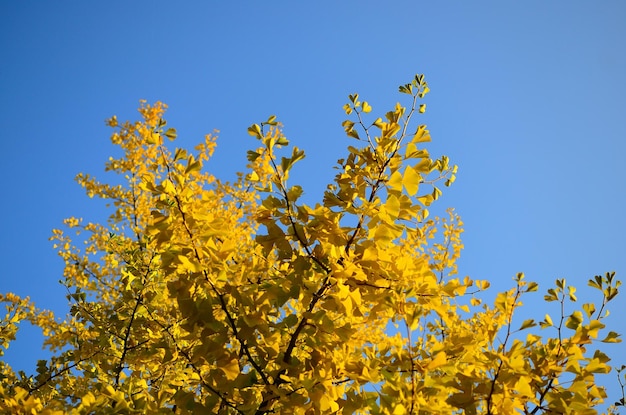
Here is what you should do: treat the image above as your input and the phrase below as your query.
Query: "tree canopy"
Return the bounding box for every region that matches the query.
[0,75,623,414]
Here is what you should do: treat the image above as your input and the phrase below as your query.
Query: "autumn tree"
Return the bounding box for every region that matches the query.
[0,75,623,414]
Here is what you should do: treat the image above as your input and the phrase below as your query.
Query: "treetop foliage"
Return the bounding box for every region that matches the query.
[0,75,623,414]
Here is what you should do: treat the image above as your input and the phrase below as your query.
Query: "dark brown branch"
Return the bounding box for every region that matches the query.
[114,292,143,386]
[28,351,100,394]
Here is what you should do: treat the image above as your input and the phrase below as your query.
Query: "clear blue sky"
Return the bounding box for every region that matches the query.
[1,1,625,408]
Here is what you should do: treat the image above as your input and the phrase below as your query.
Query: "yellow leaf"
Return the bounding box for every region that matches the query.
[247,123,262,137]
[417,194,434,206]
[162,179,176,195]
[427,351,446,370]
[414,158,431,173]
[388,170,403,192]
[586,358,610,374]
[515,378,534,398]
[544,314,553,326]
[392,403,407,414]
[80,392,96,408]
[177,255,202,273]
[220,359,240,381]
[146,132,160,144]
[361,246,378,262]
[372,223,400,244]
[413,125,431,143]
[601,331,621,343]
[385,194,400,219]
[249,170,260,181]
[402,166,421,196]
[317,392,340,412]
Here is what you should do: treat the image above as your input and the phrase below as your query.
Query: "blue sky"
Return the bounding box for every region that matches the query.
[1,1,625,408]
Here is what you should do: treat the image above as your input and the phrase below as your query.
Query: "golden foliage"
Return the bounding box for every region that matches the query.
[1,76,623,414]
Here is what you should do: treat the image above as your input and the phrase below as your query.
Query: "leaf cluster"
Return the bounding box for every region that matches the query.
[0,78,623,414]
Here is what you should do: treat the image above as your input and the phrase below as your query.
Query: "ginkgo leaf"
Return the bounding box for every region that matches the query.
[177,255,202,273]
[515,378,534,397]
[385,194,400,219]
[412,125,431,143]
[427,351,447,370]
[403,166,421,196]
[247,123,262,138]
[388,170,403,192]
[164,128,177,140]
[601,331,621,343]
[220,359,240,381]
[544,314,553,327]
[519,319,536,330]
